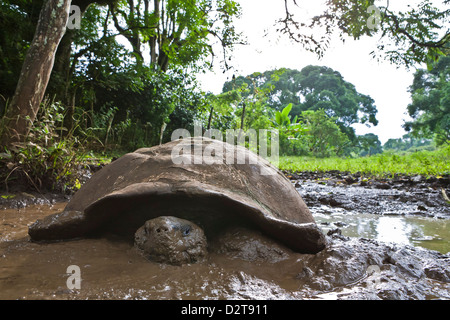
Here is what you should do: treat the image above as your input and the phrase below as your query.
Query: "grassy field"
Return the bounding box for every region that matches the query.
[279,146,450,177]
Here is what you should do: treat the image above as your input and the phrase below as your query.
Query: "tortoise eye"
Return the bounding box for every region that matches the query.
[181,225,191,236]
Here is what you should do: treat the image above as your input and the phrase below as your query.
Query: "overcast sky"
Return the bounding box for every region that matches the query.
[196,0,428,144]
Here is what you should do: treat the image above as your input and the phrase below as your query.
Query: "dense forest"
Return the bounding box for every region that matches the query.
[0,0,449,192]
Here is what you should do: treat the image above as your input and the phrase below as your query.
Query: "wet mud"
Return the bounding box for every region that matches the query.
[290,171,450,254]
[0,173,449,300]
[288,171,450,218]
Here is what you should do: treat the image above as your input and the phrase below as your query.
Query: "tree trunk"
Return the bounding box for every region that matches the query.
[0,0,71,148]
[47,28,76,104]
[207,106,214,130]
[47,1,103,103]
[237,102,246,142]
[240,102,246,130]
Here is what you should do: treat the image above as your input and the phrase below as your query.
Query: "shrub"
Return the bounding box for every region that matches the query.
[1,99,93,193]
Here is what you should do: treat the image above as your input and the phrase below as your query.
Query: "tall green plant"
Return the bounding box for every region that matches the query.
[273,103,308,155]
[1,99,93,193]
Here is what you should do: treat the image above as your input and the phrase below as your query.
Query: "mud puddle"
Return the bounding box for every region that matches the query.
[295,177,450,254]
[314,213,450,253]
[0,202,305,300]
[296,177,450,218]
[1,174,449,300]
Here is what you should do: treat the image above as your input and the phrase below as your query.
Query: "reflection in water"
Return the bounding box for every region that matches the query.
[314,212,450,254]
[377,216,411,245]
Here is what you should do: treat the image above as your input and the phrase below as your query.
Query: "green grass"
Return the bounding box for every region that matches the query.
[279,146,450,177]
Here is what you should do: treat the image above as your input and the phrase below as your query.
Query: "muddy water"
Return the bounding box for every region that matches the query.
[314,213,450,254]
[0,202,309,300]
[297,179,450,254]
[1,178,449,300]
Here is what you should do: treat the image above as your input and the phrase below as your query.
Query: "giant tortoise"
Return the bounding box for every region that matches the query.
[28,137,326,257]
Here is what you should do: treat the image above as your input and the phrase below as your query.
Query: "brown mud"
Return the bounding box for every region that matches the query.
[0,172,449,300]
[286,171,450,218]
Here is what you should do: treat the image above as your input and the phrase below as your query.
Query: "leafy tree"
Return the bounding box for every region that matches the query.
[199,78,285,156]
[202,79,273,134]
[2,0,448,150]
[0,0,242,148]
[299,109,350,157]
[223,67,378,142]
[108,0,242,71]
[0,0,120,148]
[404,54,450,145]
[0,0,43,102]
[47,1,115,104]
[278,0,450,67]
[357,133,382,156]
[384,133,435,152]
[76,65,206,150]
[0,0,71,148]
[202,91,238,132]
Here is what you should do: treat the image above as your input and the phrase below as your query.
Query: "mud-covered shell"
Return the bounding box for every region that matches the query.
[28,137,326,253]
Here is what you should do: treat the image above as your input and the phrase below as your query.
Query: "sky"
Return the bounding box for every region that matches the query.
[196,0,425,144]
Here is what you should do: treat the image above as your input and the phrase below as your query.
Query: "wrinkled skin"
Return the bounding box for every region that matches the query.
[134,216,207,265]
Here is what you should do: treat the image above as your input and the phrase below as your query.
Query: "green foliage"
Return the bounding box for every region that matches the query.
[279,146,450,177]
[376,1,450,67]
[0,0,42,99]
[299,109,350,157]
[200,78,274,143]
[223,66,378,143]
[357,133,383,156]
[273,103,306,136]
[271,103,307,156]
[0,99,95,193]
[404,54,450,145]
[81,67,206,151]
[45,2,212,152]
[203,91,240,132]
[209,70,361,157]
[107,0,242,71]
[384,133,436,153]
[274,103,293,127]
[280,0,450,67]
[0,1,238,147]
